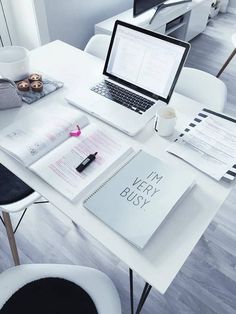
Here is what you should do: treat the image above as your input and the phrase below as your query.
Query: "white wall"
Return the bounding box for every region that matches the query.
[2,0,41,49]
[42,0,133,49]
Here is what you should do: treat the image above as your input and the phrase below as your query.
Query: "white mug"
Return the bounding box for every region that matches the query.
[155,107,176,137]
[0,46,30,81]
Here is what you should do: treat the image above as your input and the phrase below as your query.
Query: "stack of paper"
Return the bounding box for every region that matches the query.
[167,110,236,181]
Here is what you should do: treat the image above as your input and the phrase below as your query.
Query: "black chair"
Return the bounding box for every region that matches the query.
[0,164,41,265]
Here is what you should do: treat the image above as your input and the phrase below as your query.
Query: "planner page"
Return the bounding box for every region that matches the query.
[0,105,89,166]
[167,115,236,180]
[30,124,133,201]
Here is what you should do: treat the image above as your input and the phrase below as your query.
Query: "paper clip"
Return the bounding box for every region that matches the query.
[70,125,81,137]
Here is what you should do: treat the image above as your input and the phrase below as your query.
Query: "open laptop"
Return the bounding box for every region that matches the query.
[66,20,190,136]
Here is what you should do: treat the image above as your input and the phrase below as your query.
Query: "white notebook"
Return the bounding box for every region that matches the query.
[84,150,195,249]
[0,105,133,201]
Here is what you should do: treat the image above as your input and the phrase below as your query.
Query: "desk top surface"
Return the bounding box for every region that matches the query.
[0,40,234,294]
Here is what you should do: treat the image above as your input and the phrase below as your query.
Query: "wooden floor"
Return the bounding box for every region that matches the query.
[186,12,236,117]
[1,12,236,314]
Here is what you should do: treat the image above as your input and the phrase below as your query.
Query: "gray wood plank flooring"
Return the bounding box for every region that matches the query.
[185,12,236,116]
[1,12,236,314]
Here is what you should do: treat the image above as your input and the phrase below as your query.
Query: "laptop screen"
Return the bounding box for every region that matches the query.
[103,21,190,103]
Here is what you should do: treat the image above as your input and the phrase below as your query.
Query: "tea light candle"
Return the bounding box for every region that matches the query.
[28,73,42,83]
[17,80,30,91]
[31,80,43,92]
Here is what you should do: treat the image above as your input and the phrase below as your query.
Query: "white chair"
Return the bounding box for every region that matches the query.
[0,164,41,266]
[175,67,227,112]
[84,34,111,60]
[0,264,122,314]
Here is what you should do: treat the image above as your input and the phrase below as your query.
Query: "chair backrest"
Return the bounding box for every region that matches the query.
[0,264,122,314]
[84,34,111,60]
[175,67,227,112]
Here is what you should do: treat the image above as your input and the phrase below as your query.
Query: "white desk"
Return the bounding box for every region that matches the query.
[0,41,234,297]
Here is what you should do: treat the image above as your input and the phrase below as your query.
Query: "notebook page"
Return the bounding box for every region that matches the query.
[167,116,236,180]
[0,106,89,166]
[30,124,132,201]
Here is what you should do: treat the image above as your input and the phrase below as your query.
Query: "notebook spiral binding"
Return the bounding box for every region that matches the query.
[177,108,236,182]
[84,150,141,203]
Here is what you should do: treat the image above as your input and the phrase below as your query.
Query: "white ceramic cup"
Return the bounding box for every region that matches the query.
[155,107,176,137]
[0,46,30,81]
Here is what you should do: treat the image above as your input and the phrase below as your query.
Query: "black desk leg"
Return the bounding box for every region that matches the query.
[129,268,152,314]
[136,283,152,314]
[129,268,134,314]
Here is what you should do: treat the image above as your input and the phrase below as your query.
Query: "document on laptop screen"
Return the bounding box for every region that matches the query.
[107,25,186,98]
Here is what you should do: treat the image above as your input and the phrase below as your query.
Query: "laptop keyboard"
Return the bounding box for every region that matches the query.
[91,80,155,115]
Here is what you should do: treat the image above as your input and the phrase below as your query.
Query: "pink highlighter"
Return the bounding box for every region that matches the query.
[70,125,81,137]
